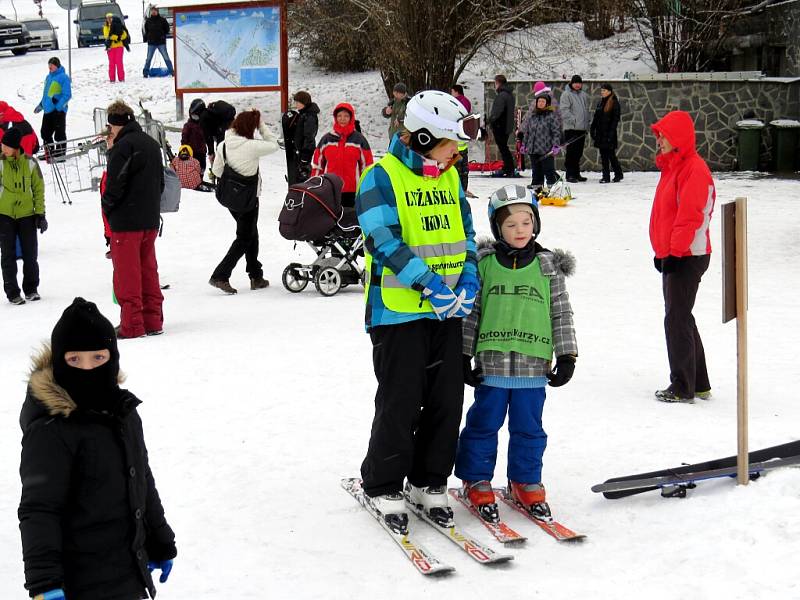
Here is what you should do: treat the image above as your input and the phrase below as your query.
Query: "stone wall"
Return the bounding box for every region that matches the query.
[483,78,800,171]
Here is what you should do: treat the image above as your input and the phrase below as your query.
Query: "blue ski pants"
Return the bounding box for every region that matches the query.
[454,385,547,484]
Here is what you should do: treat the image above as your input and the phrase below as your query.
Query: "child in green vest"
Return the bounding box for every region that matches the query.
[0,127,47,305]
[454,184,577,522]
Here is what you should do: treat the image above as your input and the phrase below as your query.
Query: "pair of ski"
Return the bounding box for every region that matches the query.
[341,478,512,576]
[448,487,586,545]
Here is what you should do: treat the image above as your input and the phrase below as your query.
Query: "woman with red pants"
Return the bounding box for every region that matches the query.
[311,103,373,207]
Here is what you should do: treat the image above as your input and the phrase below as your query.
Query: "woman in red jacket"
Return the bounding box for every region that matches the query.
[311,103,373,207]
[649,110,715,404]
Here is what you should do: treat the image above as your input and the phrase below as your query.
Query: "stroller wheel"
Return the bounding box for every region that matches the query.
[315,266,342,297]
[282,263,309,293]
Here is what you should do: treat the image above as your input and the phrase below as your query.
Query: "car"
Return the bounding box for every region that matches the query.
[21,18,59,51]
[74,0,127,48]
[141,4,173,41]
[0,14,32,55]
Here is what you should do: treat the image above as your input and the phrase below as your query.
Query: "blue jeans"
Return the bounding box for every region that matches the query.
[455,385,547,484]
[144,44,173,75]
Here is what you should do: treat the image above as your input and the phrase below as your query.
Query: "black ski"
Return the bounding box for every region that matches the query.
[593,441,800,498]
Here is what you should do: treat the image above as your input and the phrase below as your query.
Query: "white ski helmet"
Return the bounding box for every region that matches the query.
[488,184,541,240]
[404,90,481,154]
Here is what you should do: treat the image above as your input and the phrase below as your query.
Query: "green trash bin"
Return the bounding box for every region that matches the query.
[735,119,764,171]
[770,119,800,173]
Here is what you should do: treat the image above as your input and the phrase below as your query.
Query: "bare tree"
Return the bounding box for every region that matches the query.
[630,0,760,72]
[289,0,376,73]
[341,0,547,96]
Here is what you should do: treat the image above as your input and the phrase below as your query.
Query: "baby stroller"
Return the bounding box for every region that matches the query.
[278,174,365,296]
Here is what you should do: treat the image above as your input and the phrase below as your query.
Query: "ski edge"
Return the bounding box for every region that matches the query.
[447,488,527,545]
[405,498,514,564]
[340,478,455,576]
[494,488,586,542]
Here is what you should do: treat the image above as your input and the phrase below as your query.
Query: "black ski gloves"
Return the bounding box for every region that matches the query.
[661,255,684,274]
[36,214,48,234]
[653,256,662,273]
[297,160,311,181]
[547,355,576,387]
[463,355,483,388]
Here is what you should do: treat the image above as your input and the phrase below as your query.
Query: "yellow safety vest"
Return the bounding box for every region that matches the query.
[363,153,467,313]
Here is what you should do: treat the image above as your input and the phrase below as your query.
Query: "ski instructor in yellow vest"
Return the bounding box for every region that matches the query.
[356,90,480,533]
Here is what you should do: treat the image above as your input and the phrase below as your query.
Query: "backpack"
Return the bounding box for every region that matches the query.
[160,167,181,213]
[207,101,236,127]
[278,174,344,241]
[214,143,258,213]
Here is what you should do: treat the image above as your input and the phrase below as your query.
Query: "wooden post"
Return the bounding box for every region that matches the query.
[735,197,749,485]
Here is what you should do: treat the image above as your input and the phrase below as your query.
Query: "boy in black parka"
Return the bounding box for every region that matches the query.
[18,297,176,599]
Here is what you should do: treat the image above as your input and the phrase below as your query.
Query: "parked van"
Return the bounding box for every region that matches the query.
[74,0,126,48]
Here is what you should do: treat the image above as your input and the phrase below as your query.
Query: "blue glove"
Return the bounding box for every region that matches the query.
[422,273,459,320]
[453,271,479,318]
[34,103,43,114]
[550,144,561,156]
[34,590,65,600]
[148,559,173,583]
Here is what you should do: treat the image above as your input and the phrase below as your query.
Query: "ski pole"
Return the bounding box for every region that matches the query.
[537,132,588,162]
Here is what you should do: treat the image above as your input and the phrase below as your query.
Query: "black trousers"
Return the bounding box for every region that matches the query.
[40,110,67,158]
[492,126,515,175]
[599,147,623,180]
[211,204,262,280]
[563,129,586,178]
[662,255,711,397]
[0,215,39,299]
[530,154,558,187]
[457,148,469,193]
[361,318,465,497]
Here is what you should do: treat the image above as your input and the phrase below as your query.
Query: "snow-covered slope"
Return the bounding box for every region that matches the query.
[0,2,798,598]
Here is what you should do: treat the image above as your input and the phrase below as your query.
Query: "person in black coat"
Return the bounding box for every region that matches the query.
[101,101,165,339]
[142,6,174,77]
[487,74,516,177]
[199,100,236,164]
[281,91,320,184]
[590,83,623,183]
[18,297,176,599]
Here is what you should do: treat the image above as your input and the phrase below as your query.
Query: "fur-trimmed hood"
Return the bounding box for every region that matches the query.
[476,236,576,277]
[21,345,127,432]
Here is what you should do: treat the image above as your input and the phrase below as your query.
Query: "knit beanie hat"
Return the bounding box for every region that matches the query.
[570,74,583,85]
[1,127,22,150]
[51,298,120,410]
[293,91,312,106]
[48,56,61,68]
[601,83,613,92]
[533,81,551,97]
[393,82,408,94]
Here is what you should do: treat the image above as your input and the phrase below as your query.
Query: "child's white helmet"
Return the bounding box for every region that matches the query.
[404,90,481,153]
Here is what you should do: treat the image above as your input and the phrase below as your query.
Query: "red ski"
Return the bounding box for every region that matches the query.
[494,488,586,542]
[448,488,527,545]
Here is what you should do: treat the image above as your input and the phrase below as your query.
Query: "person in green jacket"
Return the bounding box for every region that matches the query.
[0,128,47,305]
[380,82,410,139]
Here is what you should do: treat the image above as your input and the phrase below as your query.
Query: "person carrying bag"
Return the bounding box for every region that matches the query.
[209,109,279,295]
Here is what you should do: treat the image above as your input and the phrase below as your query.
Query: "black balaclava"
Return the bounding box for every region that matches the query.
[51,297,121,412]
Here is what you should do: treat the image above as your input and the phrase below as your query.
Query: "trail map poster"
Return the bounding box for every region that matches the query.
[175,4,281,90]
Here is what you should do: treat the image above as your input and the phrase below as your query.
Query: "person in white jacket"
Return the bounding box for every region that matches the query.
[209,109,279,294]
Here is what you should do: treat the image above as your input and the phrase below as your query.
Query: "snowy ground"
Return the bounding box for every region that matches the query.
[1,2,799,598]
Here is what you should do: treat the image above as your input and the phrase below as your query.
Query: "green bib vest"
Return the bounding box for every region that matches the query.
[476,254,553,360]
[362,153,467,313]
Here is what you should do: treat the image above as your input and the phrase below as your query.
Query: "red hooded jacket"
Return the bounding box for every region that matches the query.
[649,111,715,259]
[311,103,373,193]
[0,101,40,157]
